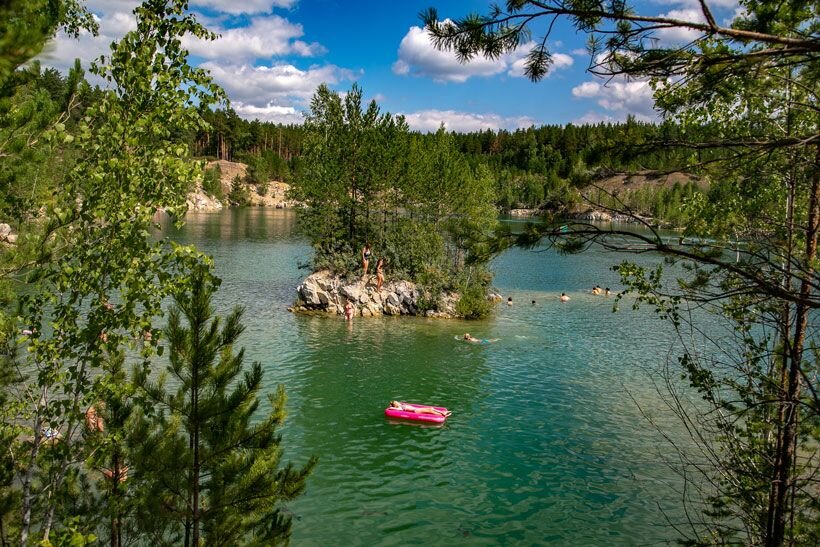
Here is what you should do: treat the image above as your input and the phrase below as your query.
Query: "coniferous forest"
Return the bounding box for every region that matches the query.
[0,0,817,545]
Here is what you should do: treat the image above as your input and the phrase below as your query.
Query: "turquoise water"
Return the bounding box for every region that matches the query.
[164,209,697,545]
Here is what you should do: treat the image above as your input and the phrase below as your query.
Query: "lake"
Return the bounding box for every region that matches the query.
[163,208,699,545]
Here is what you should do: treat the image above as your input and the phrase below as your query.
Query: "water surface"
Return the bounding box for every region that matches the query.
[164,209,698,545]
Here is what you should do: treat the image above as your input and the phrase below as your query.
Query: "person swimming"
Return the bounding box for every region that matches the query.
[560,293,570,302]
[389,401,450,417]
[462,333,499,344]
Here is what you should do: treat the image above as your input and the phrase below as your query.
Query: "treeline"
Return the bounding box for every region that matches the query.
[191,108,711,221]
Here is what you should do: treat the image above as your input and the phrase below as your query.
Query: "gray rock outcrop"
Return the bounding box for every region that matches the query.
[294,270,461,318]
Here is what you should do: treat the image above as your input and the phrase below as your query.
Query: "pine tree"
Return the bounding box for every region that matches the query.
[135,268,315,547]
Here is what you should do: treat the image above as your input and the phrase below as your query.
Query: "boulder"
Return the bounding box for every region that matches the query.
[293,271,465,318]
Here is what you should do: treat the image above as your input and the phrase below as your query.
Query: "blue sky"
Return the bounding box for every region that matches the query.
[42,0,742,131]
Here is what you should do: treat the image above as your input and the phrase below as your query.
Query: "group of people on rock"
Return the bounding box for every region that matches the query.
[344,242,385,321]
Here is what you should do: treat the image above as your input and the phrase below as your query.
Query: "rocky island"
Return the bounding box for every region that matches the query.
[293,271,462,318]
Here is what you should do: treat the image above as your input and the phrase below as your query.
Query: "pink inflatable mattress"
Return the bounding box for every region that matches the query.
[384,402,450,423]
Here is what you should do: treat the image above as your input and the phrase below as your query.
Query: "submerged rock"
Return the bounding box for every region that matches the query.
[294,270,461,318]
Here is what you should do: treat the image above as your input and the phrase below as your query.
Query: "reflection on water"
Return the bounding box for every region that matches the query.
[164,209,698,545]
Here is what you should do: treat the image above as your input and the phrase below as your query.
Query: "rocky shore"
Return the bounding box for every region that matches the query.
[292,270,461,318]
[187,160,300,212]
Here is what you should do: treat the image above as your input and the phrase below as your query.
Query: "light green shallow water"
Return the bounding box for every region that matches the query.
[163,208,699,545]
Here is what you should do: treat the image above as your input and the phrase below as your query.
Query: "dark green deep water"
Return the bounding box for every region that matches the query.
[164,208,699,545]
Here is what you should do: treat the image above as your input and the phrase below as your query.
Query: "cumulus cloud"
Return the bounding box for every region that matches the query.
[651,0,738,9]
[655,8,706,42]
[571,78,657,121]
[191,0,296,14]
[507,52,573,78]
[573,111,620,124]
[183,15,325,61]
[40,9,136,73]
[232,102,304,124]
[393,25,572,83]
[201,61,358,106]
[400,109,537,133]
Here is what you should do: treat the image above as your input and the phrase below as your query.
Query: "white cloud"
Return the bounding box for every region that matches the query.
[183,15,325,61]
[83,0,141,16]
[393,25,572,83]
[191,0,296,14]
[571,78,657,121]
[573,111,620,124]
[507,52,573,78]
[201,61,358,106]
[656,8,706,43]
[400,109,537,133]
[651,0,738,9]
[232,102,304,124]
[40,9,137,73]
[571,48,588,56]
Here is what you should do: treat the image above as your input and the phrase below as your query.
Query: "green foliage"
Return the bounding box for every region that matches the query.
[0,0,96,88]
[133,267,315,545]
[455,269,493,319]
[228,174,249,206]
[202,163,222,199]
[1,1,225,543]
[293,84,498,290]
[424,0,820,542]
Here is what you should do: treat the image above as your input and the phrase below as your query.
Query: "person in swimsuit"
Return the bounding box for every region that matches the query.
[560,293,570,302]
[463,333,499,344]
[376,258,385,291]
[344,300,354,321]
[362,242,371,276]
[389,401,450,417]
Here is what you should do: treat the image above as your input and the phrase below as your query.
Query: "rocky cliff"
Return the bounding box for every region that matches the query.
[293,270,460,318]
[187,160,299,211]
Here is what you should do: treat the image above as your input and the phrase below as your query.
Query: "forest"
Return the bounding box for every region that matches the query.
[0,0,817,545]
[190,106,709,225]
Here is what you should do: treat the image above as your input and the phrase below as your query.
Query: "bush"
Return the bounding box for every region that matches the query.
[455,270,493,319]
[228,174,249,206]
[202,164,222,200]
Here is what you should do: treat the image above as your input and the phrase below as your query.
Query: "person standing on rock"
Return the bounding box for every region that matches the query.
[361,242,372,276]
[376,258,385,292]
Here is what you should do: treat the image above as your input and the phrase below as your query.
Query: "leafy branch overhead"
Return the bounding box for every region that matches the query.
[422,1,819,81]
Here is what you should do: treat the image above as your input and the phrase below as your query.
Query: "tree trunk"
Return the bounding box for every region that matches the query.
[190,319,202,547]
[20,388,47,546]
[110,453,121,547]
[767,148,819,545]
